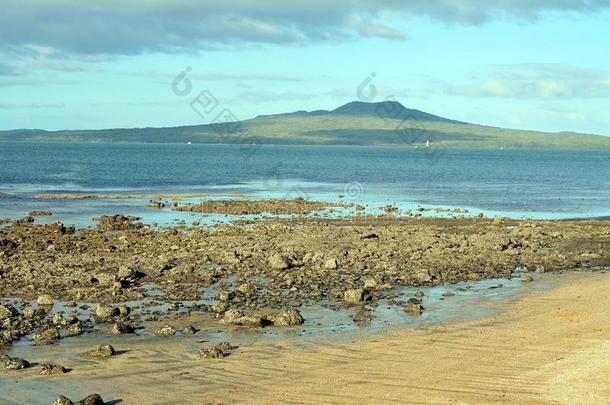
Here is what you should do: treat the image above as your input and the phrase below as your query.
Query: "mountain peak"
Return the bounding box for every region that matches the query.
[331,101,465,124]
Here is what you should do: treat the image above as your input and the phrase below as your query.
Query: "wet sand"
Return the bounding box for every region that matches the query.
[2,270,608,404]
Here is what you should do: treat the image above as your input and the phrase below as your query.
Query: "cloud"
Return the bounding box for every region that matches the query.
[129,70,303,82]
[445,64,610,99]
[1,0,608,66]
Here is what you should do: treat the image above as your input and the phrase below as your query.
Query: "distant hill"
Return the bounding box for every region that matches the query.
[1,101,609,149]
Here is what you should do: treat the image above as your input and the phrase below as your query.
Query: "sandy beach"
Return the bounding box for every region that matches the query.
[1,269,608,404]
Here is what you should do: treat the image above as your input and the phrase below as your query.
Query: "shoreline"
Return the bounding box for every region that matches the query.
[1,270,608,404]
[1,208,610,403]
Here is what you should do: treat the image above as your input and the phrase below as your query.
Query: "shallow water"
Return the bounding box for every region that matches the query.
[1,272,549,361]
[5,269,603,404]
[1,143,610,227]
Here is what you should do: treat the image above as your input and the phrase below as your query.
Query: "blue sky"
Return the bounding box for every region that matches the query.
[1,1,609,135]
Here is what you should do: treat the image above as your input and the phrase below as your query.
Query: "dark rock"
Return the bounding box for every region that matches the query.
[66,322,83,336]
[404,298,424,315]
[40,363,67,375]
[197,347,225,359]
[215,341,234,351]
[182,325,199,335]
[53,396,74,405]
[75,394,105,405]
[112,322,135,335]
[353,308,371,323]
[5,356,30,370]
[0,303,19,320]
[33,328,61,342]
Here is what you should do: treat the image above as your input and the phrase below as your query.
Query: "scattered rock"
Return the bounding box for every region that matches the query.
[117,265,136,281]
[36,294,54,306]
[82,344,115,358]
[217,290,232,302]
[75,394,105,405]
[53,396,73,405]
[33,327,60,342]
[40,363,67,375]
[324,258,338,270]
[237,283,255,295]
[269,254,290,270]
[0,303,19,320]
[215,341,234,351]
[154,324,176,336]
[5,357,30,370]
[66,322,83,336]
[266,308,304,326]
[404,298,424,315]
[353,308,371,323]
[93,304,117,320]
[343,288,364,305]
[220,309,265,327]
[112,322,135,335]
[29,210,53,217]
[211,302,229,313]
[182,325,199,335]
[197,346,225,359]
[520,275,534,282]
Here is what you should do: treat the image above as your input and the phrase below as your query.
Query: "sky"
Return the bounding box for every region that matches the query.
[1,0,610,135]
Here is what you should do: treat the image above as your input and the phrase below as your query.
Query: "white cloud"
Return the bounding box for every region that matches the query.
[445,64,610,99]
[0,0,608,67]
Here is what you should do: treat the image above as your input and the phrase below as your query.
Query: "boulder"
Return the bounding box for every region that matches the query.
[220,309,264,327]
[36,294,54,306]
[324,258,338,270]
[237,283,255,295]
[267,308,304,326]
[117,265,136,281]
[40,363,67,375]
[75,394,105,405]
[82,344,115,358]
[197,347,225,359]
[52,396,73,405]
[215,341,234,351]
[353,308,371,323]
[217,290,232,302]
[52,313,66,326]
[93,304,117,320]
[343,288,364,305]
[33,327,60,342]
[66,322,83,336]
[182,325,199,335]
[404,298,424,315]
[269,254,290,270]
[0,303,19,320]
[5,357,30,370]
[112,322,135,335]
[154,324,176,336]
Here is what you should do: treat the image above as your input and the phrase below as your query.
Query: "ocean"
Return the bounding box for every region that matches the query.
[1,141,609,227]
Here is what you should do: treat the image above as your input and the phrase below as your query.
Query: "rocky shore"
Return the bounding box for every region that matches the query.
[1,201,609,402]
[0,206,608,327]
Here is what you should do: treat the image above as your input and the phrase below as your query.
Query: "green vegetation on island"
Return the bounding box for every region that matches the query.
[1,101,609,149]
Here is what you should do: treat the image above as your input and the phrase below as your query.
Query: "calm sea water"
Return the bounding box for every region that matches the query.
[1,141,609,226]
